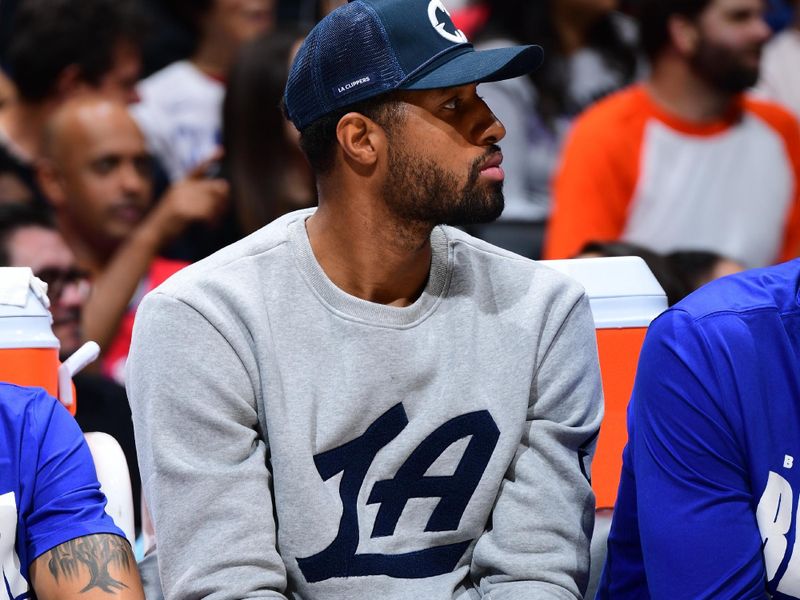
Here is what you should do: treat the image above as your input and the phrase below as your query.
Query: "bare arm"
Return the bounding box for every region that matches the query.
[82,170,229,354]
[29,534,144,600]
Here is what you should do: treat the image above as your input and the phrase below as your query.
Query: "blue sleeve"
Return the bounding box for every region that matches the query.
[24,390,125,565]
[631,309,767,600]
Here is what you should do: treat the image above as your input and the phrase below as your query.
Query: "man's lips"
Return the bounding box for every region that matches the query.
[479,152,504,181]
[112,204,145,223]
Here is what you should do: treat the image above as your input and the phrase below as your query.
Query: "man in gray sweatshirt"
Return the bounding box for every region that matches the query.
[126,1,604,598]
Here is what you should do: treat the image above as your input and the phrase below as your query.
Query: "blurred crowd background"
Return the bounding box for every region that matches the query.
[0,0,798,536]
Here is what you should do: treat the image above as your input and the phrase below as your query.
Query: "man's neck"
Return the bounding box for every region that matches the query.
[305,192,434,308]
[0,101,54,161]
[647,57,737,122]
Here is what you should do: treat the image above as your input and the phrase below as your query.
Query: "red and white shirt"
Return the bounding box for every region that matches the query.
[545,84,800,268]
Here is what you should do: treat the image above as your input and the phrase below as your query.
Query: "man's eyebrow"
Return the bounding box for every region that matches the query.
[88,153,121,163]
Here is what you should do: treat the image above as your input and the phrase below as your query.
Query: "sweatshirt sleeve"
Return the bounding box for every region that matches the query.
[126,291,289,600]
[470,291,604,599]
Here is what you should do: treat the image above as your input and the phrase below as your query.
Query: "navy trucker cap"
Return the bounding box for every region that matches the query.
[284,0,544,131]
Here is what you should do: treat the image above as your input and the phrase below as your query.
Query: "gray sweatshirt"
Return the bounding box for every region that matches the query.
[127,209,603,600]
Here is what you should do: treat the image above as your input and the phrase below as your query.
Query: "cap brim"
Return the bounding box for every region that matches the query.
[401,44,544,90]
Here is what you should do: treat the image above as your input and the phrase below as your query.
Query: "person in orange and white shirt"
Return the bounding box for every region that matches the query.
[545,0,800,269]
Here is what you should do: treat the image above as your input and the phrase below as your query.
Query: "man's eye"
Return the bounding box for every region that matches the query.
[91,158,116,175]
[442,97,460,110]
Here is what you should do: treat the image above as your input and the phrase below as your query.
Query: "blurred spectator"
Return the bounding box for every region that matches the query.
[0,150,33,205]
[0,383,144,600]
[666,249,744,293]
[0,202,142,531]
[0,0,146,207]
[37,97,228,382]
[0,69,14,109]
[756,0,800,119]
[0,206,85,359]
[467,0,641,258]
[132,0,276,183]
[545,0,800,269]
[577,240,688,305]
[223,29,315,235]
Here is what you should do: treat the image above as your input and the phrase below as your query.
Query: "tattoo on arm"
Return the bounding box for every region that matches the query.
[46,534,132,594]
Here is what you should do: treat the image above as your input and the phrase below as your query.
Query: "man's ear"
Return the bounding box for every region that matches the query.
[36,159,67,208]
[335,112,385,170]
[669,14,700,56]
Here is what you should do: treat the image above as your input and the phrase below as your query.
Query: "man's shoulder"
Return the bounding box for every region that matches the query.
[0,384,72,459]
[0,383,55,429]
[152,209,311,301]
[743,94,800,141]
[657,259,800,330]
[443,227,588,300]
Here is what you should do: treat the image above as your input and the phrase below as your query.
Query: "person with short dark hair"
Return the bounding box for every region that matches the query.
[0,0,147,206]
[132,0,275,182]
[545,0,800,269]
[0,203,83,357]
[127,1,604,598]
[665,249,743,295]
[5,0,145,105]
[597,257,800,598]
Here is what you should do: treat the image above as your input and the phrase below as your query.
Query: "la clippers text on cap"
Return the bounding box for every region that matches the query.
[284,0,544,131]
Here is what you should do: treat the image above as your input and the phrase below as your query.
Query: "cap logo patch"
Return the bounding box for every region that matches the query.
[427,0,468,44]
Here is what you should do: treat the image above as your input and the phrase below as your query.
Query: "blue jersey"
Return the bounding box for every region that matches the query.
[0,383,123,599]
[597,259,800,599]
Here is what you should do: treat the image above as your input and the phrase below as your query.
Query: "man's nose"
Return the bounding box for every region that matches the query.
[475,99,506,146]
[120,162,147,194]
[483,112,506,146]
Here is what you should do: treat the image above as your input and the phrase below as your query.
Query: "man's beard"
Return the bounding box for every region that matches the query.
[382,144,504,227]
[690,37,761,94]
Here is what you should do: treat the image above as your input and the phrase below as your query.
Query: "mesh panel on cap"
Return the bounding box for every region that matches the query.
[285,1,406,130]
